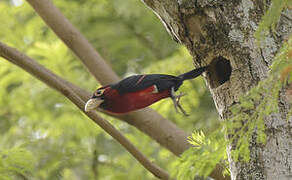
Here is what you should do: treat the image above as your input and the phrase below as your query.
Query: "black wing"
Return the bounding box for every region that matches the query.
[111,74,182,94]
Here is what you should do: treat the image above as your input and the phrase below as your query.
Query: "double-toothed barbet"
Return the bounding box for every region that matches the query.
[85,66,207,116]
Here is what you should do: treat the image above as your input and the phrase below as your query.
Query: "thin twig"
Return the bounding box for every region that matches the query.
[0,41,170,180]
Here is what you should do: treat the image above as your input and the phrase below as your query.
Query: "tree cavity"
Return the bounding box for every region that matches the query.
[208,56,232,88]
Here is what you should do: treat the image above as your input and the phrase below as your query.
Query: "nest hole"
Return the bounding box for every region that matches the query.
[208,56,232,88]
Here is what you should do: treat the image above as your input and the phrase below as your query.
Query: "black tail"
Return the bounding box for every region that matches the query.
[178,66,208,81]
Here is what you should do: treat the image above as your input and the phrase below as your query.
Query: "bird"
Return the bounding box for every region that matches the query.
[84,66,208,116]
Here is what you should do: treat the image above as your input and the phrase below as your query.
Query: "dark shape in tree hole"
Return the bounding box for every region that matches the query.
[208,56,232,88]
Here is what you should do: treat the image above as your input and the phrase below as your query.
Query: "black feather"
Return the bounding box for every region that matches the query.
[111,66,207,94]
[111,74,181,94]
[178,66,207,80]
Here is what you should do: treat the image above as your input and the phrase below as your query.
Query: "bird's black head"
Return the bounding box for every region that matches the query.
[84,86,109,112]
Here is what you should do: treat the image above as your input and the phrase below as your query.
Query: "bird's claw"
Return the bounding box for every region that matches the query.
[171,88,189,116]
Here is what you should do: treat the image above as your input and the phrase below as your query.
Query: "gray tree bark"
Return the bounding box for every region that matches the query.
[142,0,292,179]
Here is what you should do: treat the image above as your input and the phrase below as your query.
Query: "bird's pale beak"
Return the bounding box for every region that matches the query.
[84,98,104,112]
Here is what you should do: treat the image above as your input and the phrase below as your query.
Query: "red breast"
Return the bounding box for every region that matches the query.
[103,85,170,114]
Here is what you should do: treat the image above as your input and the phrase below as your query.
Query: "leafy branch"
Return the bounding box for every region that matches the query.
[0,0,229,179]
[227,34,292,162]
[0,41,170,179]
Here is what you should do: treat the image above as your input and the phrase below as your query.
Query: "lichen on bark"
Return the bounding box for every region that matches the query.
[143,0,292,179]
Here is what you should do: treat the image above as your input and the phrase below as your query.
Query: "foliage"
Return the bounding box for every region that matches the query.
[0,0,217,179]
[255,0,292,45]
[171,129,228,179]
[1,0,290,179]
[228,26,292,163]
[0,147,36,179]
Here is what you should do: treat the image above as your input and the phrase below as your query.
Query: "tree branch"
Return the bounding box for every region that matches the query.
[25,0,119,84]
[25,0,191,156]
[0,41,170,180]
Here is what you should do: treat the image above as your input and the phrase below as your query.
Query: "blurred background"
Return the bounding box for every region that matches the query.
[0,0,219,179]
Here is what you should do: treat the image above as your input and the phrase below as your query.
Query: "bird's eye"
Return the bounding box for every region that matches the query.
[95,89,104,96]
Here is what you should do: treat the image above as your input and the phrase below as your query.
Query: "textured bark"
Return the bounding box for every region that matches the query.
[142,0,292,179]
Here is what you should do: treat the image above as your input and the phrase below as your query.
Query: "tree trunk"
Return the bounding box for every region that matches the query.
[142,0,292,179]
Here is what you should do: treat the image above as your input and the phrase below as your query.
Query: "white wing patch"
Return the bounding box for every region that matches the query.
[151,85,159,94]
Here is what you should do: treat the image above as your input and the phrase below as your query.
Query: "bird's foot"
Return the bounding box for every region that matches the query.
[171,88,189,116]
